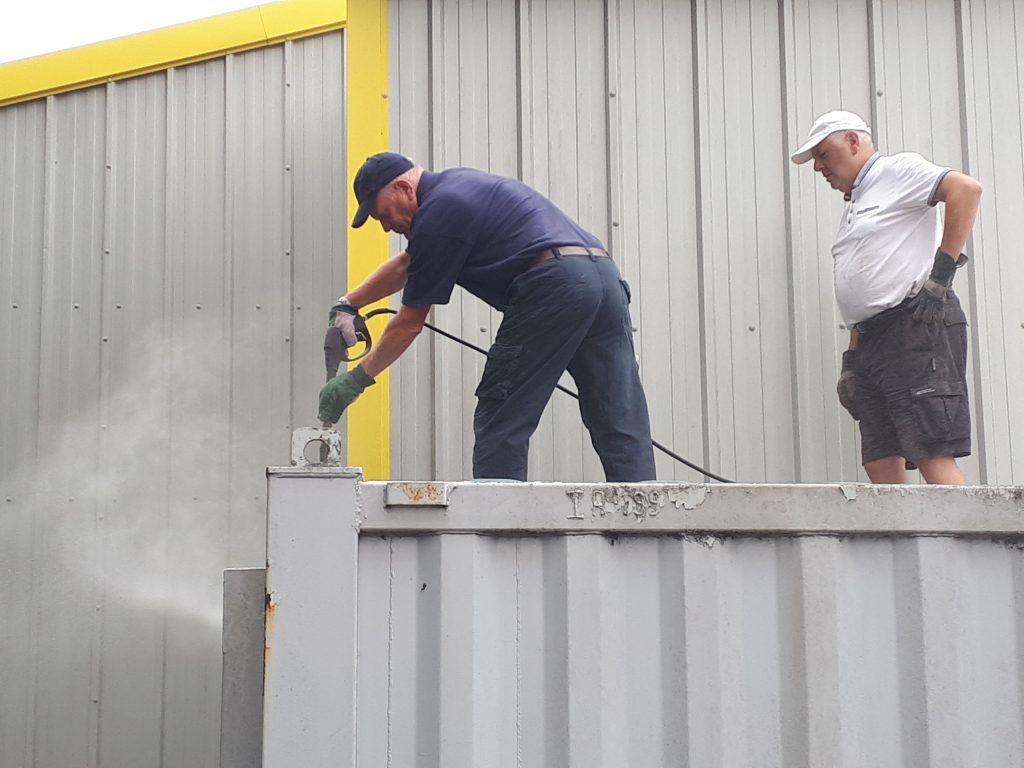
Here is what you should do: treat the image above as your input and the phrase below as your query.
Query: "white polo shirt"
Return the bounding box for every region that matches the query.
[832,152,950,324]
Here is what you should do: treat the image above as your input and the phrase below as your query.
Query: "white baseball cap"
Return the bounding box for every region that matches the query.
[790,110,871,164]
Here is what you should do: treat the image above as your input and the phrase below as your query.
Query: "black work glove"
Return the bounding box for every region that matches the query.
[911,249,967,323]
[318,364,375,425]
[836,350,860,420]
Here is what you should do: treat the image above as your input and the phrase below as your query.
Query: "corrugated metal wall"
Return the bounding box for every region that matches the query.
[259,473,1024,768]
[0,33,345,767]
[355,535,1023,767]
[4,1,1024,764]
[387,0,1024,485]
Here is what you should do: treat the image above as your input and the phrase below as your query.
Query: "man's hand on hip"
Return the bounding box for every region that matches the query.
[911,249,967,323]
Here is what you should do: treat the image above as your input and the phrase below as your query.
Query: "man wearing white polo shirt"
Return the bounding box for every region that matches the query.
[792,110,983,484]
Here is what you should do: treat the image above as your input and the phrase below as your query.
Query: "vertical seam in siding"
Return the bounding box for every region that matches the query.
[159,66,176,768]
[952,0,989,485]
[224,55,237,550]
[284,42,297,442]
[691,0,712,482]
[777,0,803,482]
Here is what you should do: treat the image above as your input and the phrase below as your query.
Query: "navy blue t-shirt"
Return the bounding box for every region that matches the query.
[401,168,605,310]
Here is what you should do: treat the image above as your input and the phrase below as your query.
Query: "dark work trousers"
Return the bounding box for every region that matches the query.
[472,254,657,481]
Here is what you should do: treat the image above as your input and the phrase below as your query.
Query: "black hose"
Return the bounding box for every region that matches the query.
[364,307,733,483]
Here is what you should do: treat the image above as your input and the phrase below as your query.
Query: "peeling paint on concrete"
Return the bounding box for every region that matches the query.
[669,485,710,510]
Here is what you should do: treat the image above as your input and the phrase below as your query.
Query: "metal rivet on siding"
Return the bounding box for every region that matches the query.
[612,221,620,227]
[196,305,202,310]
[106,164,111,169]
[73,304,80,309]
[839,323,846,330]
[284,337,290,342]
[5,497,11,502]
[876,90,883,97]
[748,325,756,332]
[102,336,109,342]
[12,304,17,309]
[480,326,487,333]
[285,165,291,171]
[286,82,292,87]
[285,250,291,256]
[609,92,616,97]
[116,304,122,309]
[296,305,301,310]
[256,304,261,309]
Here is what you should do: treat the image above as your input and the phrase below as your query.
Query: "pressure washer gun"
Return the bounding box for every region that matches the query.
[322,300,373,430]
[324,300,372,378]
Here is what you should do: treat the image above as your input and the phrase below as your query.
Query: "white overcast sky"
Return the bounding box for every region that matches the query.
[1,0,265,64]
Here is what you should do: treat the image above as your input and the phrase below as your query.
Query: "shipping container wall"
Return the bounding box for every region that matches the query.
[386,0,1024,486]
[0,33,345,768]
[258,472,1024,768]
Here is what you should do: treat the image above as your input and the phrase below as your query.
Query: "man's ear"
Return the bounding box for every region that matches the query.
[393,178,414,198]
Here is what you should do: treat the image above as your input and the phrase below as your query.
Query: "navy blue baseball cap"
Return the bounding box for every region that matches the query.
[351,152,415,228]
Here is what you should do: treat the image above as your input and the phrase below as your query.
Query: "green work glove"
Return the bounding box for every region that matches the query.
[318,364,375,425]
[836,350,859,420]
[911,249,967,323]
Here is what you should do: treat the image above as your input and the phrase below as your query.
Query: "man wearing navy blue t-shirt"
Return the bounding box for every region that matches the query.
[319,152,656,481]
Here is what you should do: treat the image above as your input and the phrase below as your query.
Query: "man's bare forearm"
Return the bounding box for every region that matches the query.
[359,303,430,378]
[343,251,411,308]
[936,172,983,257]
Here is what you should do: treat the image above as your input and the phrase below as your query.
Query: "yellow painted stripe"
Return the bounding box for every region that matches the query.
[345,0,390,480]
[0,0,347,107]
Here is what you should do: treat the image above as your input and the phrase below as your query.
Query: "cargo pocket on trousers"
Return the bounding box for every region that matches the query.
[474,344,522,400]
[908,381,969,443]
[943,303,967,327]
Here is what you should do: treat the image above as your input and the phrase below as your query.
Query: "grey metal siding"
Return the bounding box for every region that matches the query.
[0,33,345,767]
[387,0,1024,486]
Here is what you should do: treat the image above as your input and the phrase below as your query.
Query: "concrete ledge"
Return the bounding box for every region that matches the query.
[344,482,1024,536]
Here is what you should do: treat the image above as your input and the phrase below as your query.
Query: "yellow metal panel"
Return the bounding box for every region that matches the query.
[345,0,390,479]
[0,0,347,107]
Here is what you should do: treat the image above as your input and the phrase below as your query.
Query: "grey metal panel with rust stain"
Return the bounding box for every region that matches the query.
[264,471,1024,767]
[263,470,360,768]
[387,0,1024,486]
[0,33,346,768]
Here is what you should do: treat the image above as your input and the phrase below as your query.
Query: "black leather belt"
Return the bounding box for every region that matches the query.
[853,296,915,336]
[527,246,609,270]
